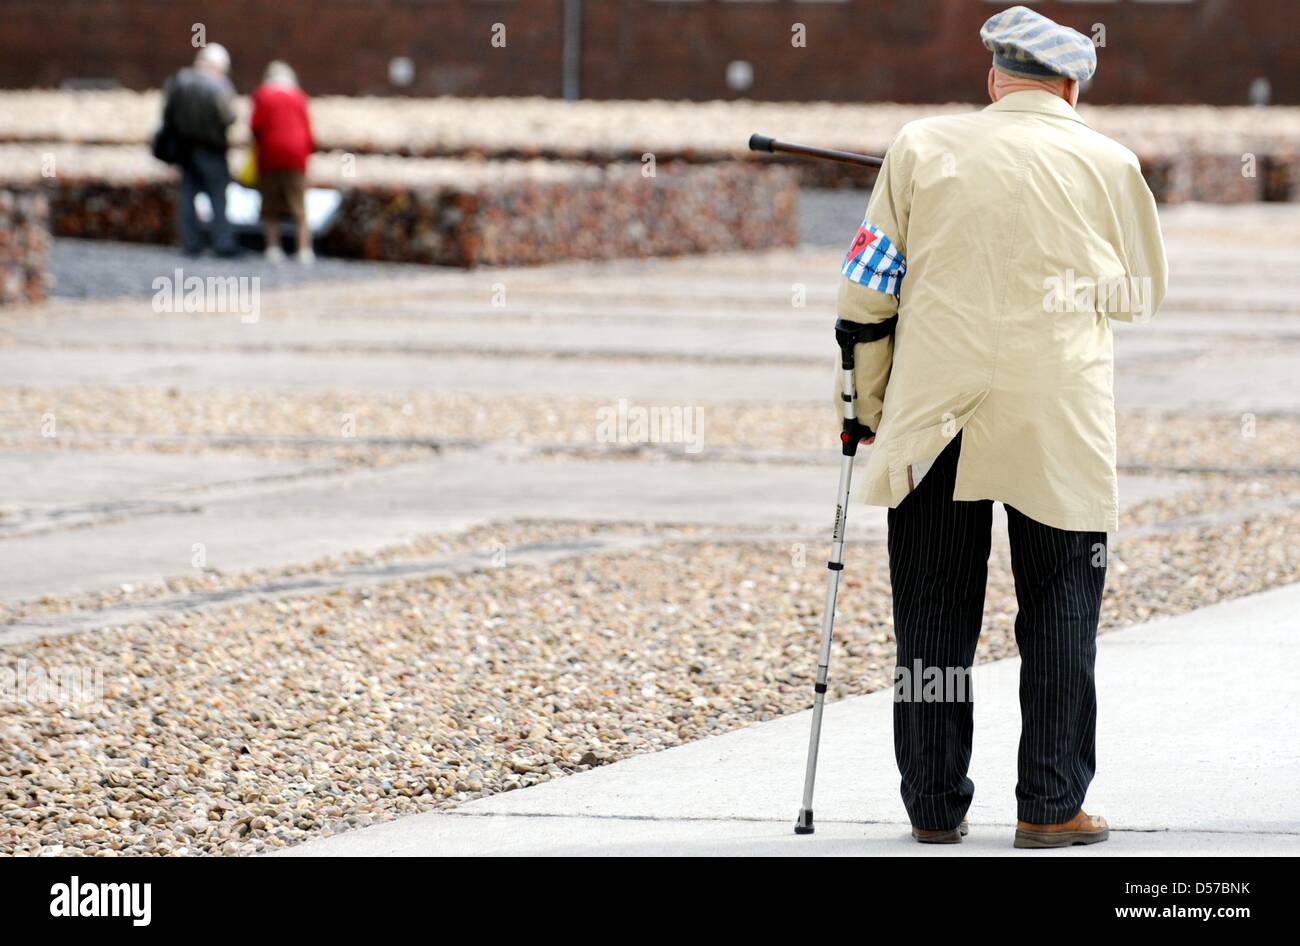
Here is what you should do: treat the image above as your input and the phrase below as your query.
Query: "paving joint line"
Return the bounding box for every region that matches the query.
[436,809,1300,836]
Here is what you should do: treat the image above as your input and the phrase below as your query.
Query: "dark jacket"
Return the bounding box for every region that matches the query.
[163,67,236,153]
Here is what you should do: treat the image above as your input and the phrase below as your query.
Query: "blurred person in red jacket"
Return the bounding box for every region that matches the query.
[250,61,316,264]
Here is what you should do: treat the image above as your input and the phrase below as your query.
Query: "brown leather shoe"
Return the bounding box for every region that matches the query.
[1014,810,1109,849]
[911,818,970,844]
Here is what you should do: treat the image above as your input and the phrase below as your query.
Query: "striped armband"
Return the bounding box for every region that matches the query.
[841,221,906,298]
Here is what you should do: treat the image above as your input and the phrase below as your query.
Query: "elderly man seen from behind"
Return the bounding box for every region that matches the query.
[833,5,1167,848]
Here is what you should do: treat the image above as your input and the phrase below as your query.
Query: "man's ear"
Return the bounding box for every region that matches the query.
[987,67,998,103]
[1065,78,1080,107]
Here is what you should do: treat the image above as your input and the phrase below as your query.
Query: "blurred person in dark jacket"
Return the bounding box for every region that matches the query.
[250,61,316,264]
[162,43,239,257]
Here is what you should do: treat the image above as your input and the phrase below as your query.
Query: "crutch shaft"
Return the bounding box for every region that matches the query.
[795,452,854,829]
[795,317,895,836]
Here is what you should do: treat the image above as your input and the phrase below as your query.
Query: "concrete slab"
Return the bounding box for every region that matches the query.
[280,583,1300,856]
[0,348,830,403]
[1115,350,1300,413]
[0,449,329,506]
[0,448,865,602]
[0,440,1192,604]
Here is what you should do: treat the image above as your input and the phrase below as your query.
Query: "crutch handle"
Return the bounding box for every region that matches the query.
[835,318,894,455]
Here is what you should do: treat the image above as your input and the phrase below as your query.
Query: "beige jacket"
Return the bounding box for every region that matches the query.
[835,89,1167,532]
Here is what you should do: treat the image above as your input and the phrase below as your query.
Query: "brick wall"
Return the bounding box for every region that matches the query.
[0,0,566,98]
[581,0,1300,105]
[0,0,1296,105]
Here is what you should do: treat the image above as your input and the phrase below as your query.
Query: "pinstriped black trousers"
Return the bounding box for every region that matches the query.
[887,432,1107,829]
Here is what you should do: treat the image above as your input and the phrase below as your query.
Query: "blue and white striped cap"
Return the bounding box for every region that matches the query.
[980,5,1097,83]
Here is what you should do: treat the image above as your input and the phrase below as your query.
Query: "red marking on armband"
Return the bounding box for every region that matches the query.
[847,225,878,258]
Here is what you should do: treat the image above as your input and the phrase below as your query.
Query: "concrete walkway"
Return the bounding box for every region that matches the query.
[279,583,1300,856]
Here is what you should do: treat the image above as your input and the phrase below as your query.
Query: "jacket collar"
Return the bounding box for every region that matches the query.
[984,89,1088,127]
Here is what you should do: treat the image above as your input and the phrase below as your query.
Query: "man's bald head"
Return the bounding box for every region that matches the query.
[987,66,1079,108]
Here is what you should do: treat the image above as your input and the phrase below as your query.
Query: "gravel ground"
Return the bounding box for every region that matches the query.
[0,521,702,627]
[1,502,1296,856]
[47,239,424,301]
[3,385,1298,472]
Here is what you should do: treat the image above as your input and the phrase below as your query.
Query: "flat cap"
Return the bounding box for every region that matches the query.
[980,5,1096,83]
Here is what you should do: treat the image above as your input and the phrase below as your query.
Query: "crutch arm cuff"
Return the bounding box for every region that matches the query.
[836,316,897,369]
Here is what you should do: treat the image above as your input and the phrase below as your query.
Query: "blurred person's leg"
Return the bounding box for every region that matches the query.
[178,156,204,256]
[1006,506,1106,825]
[287,172,313,264]
[259,175,282,262]
[259,171,282,261]
[262,221,284,262]
[296,218,313,264]
[888,432,992,830]
[192,147,237,256]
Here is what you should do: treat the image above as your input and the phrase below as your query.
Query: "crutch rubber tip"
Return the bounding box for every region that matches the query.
[794,809,814,835]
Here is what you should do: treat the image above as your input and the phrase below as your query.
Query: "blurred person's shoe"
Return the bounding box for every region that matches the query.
[1014,810,1109,848]
[912,818,969,844]
[297,247,316,266]
[265,245,285,263]
[214,247,246,259]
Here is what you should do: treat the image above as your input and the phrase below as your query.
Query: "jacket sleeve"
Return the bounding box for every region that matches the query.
[1113,158,1168,323]
[832,130,913,433]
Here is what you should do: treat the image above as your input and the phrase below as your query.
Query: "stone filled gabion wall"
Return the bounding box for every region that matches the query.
[321,163,798,267]
[0,144,179,246]
[0,145,798,267]
[49,177,178,244]
[0,186,49,305]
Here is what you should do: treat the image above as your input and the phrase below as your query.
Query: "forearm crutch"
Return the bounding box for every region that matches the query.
[794,315,896,835]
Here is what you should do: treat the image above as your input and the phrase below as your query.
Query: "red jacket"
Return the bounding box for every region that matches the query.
[250,84,314,173]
